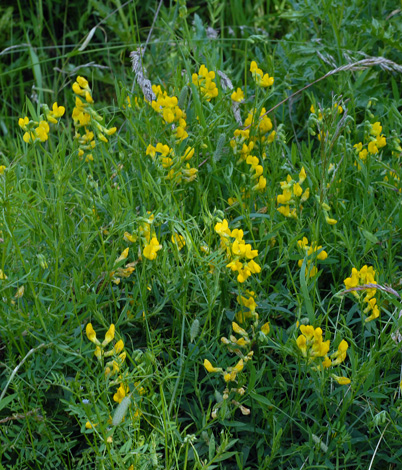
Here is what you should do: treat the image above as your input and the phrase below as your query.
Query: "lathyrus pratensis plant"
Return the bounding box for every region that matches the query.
[12,37,402,467]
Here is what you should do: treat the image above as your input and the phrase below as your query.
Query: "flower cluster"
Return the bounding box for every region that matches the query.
[244,108,276,143]
[297,237,328,277]
[139,214,162,261]
[72,76,117,162]
[150,85,188,141]
[296,324,350,383]
[114,380,145,406]
[110,247,136,285]
[309,101,343,142]
[146,142,197,183]
[192,64,218,101]
[171,232,185,250]
[228,108,276,199]
[221,321,269,351]
[214,219,261,283]
[18,102,65,143]
[236,291,258,323]
[344,265,380,322]
[86,323,126,376]
[276,167,310,218]
[204,320,269,418]
[250,61,274,87]
[354,121,387,165]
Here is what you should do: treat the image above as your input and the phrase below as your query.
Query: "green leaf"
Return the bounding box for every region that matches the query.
[0,393,18,412]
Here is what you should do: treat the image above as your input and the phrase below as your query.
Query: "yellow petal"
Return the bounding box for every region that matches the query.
[114,339,124,353]
[261,322,270,335]
[115,247,129,264]
[86,323,100,345]
[102,324,115,346]
[232,322,248,336]
[204,359,219,373]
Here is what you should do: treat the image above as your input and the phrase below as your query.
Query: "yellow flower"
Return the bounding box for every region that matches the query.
[231,87,244,102]
[322,356,332,368]
[252,175,267,192]
[334,103,343,114]
[143,237,162,260]
[250,61,274,87]
[376,134,386,149]
[296,334,307,356]
[86,323,100,345]
[233,359,244,373]
[181,147,194,162]
[298,167,307,184]
[85,421,98,429]
[51,102,65,119]
[23,131,35,143]
[223,373,232,382]
[368,141,378,154]
[115,248,129,264]
[18,116,29,129]
[35,120,50,142]
[114,339,124,353]
[103,324,115,346]
[72,82,84,96]
[293,182,303,197]
[300,325,315,340]
[332,375,351,385]
[171,233,186,250]
[15,286,25,298]
[124,232,137,243]
[301,188,310,202]
[204,359,220,373]
[331,339,348,366]
[105,127,117,136]
[113,383,128,403]
[370,122,382,136]
[232,322,248,336]
[214,219,231,237]
[77,76,89,89]
[261,322,270,335]
[325,217,338,225]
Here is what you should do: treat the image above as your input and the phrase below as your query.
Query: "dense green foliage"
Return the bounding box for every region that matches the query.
[1,1,402,469]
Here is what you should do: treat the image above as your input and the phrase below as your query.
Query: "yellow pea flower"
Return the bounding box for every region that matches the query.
[103,324,115,346]
[332,375,351,385]
[124,232,137,243]
[368,141,378,154]
[114,339,124,353]
[115,248,129,264]
[231,88,244,102]
[325,217,338,225]
[113,383,128,403]
[51,102,65,119]
[232,322,248,336]
[233,359,244,373]
[86,323,100,345]
[261,323,270,335]
[203,359,220,373]
[18,116,29,129]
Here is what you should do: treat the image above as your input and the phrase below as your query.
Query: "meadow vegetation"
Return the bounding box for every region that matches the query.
[1,0,402,468]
